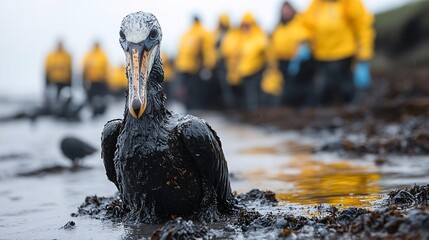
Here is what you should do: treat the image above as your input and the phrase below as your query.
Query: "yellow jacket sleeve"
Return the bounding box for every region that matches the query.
[203,32,217,69]
[346,0,375,60]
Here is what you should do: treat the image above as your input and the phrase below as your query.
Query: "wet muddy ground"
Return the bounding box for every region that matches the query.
[73,186,429,239]
[1,88,429,239]
[235,67,429,158]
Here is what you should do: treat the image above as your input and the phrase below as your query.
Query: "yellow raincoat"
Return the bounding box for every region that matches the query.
[83,46,109,82]
[236,13,269,79]
[213,14,230,61]
[175,22,216,74]
[161,53,174,82]
[302,0,375,61]
[45,50,72,84]
[220,29,242,86]
[107,65,127,92]
[271,14,310,61]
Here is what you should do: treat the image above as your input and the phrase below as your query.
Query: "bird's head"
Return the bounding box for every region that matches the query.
[120,12,163,119]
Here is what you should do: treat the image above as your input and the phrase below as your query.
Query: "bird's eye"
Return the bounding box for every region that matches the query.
[149,29,158,40]
[119,30,126,40]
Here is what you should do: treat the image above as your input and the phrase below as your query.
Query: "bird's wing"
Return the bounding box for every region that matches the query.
[180,117,232,208]
[101,119,122,189]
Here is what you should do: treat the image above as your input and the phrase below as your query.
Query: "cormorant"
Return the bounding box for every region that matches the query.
[60,136,97,167]
[101,12,233,224]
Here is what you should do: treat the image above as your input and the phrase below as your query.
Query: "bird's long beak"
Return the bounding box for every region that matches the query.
[127,43,157,119]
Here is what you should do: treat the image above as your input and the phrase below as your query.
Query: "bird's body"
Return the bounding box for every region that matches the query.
[102,12,233,224]
[61,136,97,166]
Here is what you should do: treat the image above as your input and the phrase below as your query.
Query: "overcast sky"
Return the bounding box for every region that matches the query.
[0,0,413,99]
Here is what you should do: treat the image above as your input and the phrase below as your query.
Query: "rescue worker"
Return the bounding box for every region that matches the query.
[301,0,375,105]
[210,14,233,109]
[237,13,269,110]
[107,64,127,98]
[175,16,216,110]
[45,40,72,101]
[82,42,109,116]
[271,2,315,107]
[221,27,244,109]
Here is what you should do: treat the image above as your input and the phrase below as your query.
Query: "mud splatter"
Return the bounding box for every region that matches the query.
[236,189,278,206]
[72,194,125,222]
[151,218,208,240]
[61,221,76,230]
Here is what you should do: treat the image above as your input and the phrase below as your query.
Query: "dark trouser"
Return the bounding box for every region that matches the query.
[215,61,235,109]
[181,72,206,110]
[231,85,244,109]
[86,81,108,117]
[315,57,354,105]
[45,82,71,112]
[261,92,281,107]
[203,66,222,110]
[243,69,264,110]
[55,82,71,99]
[279,59,316,107]
[86,81,107,103]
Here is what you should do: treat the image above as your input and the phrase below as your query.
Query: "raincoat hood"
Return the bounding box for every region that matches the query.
[219,14,230,29]
[241,13,256,27]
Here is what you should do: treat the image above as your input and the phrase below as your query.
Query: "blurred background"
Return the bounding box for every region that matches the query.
[0,0,411,100]
[1,0,429,238]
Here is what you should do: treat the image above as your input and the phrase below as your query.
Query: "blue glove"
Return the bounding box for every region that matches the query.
[295,44,311,61]
[288,44,311,76]
[354,62,371,89]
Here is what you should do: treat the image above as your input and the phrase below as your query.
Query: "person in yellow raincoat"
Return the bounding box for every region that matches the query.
[45,40,72,100]
[237,13,269,110]
[301,0,375,104]
[175,16,216,110]
[82,42,109,116]
[221,27,244,109]
[210,14,235,109]
[107,64,127,98]
[271,1,316,107]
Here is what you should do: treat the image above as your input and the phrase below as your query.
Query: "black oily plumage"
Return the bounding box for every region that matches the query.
[60,136,97,164]
[101,22,233,223]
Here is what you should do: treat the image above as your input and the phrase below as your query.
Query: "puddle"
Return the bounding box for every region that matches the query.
[241,143,381,209]
[275,157,381,208]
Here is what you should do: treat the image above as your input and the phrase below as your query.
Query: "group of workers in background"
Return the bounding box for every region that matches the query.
[45,0,375,115]
[45,41,127,117]
[174,0,374,110]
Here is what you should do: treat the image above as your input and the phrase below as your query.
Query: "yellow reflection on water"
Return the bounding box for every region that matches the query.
[276,155,381,208]
[241,142,382,208]
[240,146,279,155]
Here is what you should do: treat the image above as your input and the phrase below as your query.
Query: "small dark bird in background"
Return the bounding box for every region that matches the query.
[60,136,97,167]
